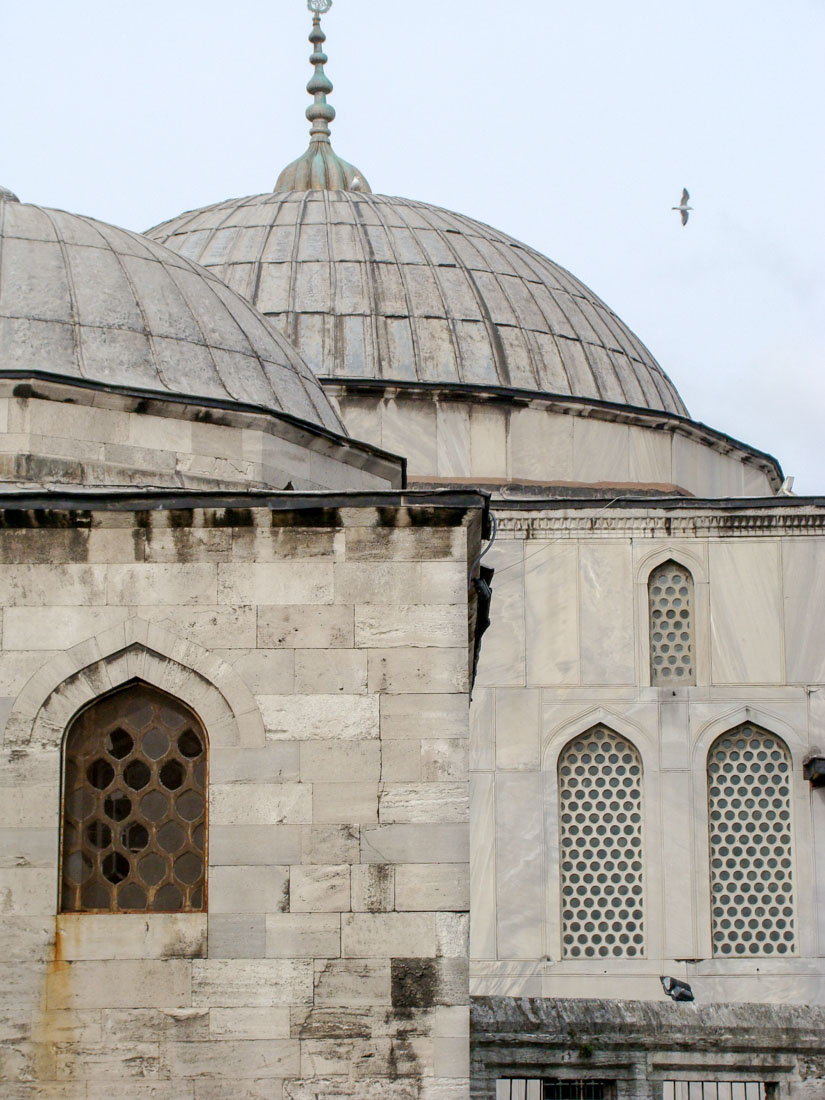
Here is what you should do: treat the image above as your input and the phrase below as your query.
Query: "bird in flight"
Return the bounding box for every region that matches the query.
[672,188,693,226]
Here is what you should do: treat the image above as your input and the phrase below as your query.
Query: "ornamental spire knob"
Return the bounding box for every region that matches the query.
[275,0,371,193]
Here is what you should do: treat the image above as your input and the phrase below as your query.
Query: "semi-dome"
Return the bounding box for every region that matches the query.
[0,195,345,434]
[148,190,687,417]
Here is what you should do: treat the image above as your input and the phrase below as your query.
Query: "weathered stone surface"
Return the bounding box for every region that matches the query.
[313,959,392,1007]
[342,913,437,959]
[299,740,379,783]
[266,914,341,959]
[379,784,469,824]
[0,500,477,1098]
[289,865,351,912]
[395,864,470,912]
[208,866,289,914]
[207,914,267,959]
[160,1038,300,1078]
[192,960,313,1007]
[55,914,206,960]
[351,864,395,913]
[259,694,379,741]
[257,605,354,650]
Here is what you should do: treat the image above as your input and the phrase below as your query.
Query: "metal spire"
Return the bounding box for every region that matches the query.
[275,0,371,193]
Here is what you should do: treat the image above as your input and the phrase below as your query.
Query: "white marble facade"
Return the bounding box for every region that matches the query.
[470,505,825,1006]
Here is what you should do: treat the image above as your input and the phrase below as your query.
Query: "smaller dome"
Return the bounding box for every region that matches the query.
[0,184,20,203]
[0,200,345,434]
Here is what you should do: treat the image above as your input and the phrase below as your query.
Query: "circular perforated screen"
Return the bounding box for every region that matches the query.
[708,725,796,956]
[559,727,645,958]
[648,561,695,685]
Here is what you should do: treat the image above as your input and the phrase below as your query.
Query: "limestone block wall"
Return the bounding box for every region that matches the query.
[470,501,825,1007]
[0,497,483,1098]
[330,389,780,497]
[0,378,403,493]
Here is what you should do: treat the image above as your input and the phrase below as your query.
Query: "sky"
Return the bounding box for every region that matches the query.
[4,0,825,492]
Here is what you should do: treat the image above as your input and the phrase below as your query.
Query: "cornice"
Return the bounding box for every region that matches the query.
[494,505,825,539]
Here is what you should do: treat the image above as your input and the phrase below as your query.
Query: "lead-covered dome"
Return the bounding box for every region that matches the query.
[0,197,345,433]
[148,190,687,416]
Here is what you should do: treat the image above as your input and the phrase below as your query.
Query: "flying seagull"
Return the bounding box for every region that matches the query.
[672,188,693,226]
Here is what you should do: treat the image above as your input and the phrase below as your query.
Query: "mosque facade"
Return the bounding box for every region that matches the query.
[1,5,825,1099]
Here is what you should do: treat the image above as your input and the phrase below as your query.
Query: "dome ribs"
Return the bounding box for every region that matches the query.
[37,206,87,384]
[147,191,687,418]
[1,200,345,434]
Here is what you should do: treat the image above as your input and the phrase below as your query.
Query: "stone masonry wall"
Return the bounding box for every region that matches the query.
[0,499,482,1098]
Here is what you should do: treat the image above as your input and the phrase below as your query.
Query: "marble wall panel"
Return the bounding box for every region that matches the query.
[659,700,689,771]
[476,541,525,687]
[579,540,635,685]
[469,688,494,771]
[469,773,497,961]
[659,770,696,959]
[783,540,825,683]
[469,407,507,478]
[435,403,472,478]
[672,434,744,498]
[494,773,543,960]
[709,542,783,684]
[572,418,630,483]
[380,399,437,473]
[627,425,672,485]
[524,541,579,687]
[494,689,540,771]
[506,408,573,482]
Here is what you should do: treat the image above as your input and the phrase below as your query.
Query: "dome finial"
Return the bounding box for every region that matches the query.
[275,0,371,193]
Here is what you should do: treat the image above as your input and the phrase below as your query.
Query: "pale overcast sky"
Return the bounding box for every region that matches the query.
[5,0,824,492]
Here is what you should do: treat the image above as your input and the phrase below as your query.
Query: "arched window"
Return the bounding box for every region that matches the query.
[61,683,207,913]
[648,560,696,685]
[707,725,796,956]
[558,726,645,958]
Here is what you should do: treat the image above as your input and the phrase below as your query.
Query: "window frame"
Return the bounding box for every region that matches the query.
[59,680,209,915]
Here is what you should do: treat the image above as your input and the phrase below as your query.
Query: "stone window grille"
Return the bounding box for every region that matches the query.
[662,1085,769,1100]
[648,560,696,685]
[707,725,796,957]
[558,727,645,959]
[61,683,207,912]
[496,1083,612,1100]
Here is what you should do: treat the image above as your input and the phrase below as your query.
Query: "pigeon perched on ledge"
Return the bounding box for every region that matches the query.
[660,975,695,1001]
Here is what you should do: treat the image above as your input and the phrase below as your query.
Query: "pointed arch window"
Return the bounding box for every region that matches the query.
[648,560,695,685]
[707,724,796,956]
[61,683,207,913]
[558,726,645,959]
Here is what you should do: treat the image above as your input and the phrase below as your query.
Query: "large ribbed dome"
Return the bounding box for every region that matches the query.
[0,197,345,433]
[148,191,687,416]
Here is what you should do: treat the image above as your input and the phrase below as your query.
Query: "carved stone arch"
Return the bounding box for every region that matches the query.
[635,544,707,586]
[690,706,803,958]
[634,546,708,688]
[542,707,663,961]
[691,705,802,769]
[542,706,655,775]
[4,616,265,752]
[705,720,798,958]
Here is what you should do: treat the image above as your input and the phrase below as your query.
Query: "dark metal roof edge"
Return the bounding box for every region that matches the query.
[321,376,784,484]
[0,370,407,480]
[0,488,490,514]
[491,494,825,511]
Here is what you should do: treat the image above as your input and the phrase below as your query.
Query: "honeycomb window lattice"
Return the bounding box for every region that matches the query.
[648,561,695,685]
[61,683,207,913]
[558,727,645,959]
[708,725,796,957]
